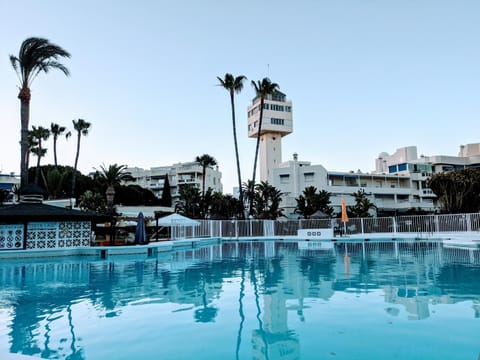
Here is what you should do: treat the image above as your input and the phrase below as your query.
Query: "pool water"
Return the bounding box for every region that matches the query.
[0,240,479,360]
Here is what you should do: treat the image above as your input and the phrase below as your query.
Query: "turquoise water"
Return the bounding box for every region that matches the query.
[0,240,479,360]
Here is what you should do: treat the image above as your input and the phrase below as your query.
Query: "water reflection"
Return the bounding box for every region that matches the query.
[0,241,479,359]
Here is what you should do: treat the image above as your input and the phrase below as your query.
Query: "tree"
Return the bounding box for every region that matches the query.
[95,163,133,212]
[252,181,284,219]
[217,73,247,218]
[176,184,202,218]
[349,189,377,217]
[249,78,279,216]
[161,175,172,207]
[209,192,243,219]
[41,167,69,199]
[10,37,70,187]
[195,154,217,198]
[78,190,106,213]
[26,130,38,175]
[242,180,255,217]
[29,125,50,185]
[50,122,71,167]
[71,118,91,197]
[428,168,480,213]
[295,186,334,218]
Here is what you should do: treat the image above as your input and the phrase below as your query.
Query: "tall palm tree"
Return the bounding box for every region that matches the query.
[249,78,279,215]
[50,122,71,167]
[29,125,50,185]
[195,154,217,198]
[10,37,71,187]
[71,119,91,197]
[217,73,247,218]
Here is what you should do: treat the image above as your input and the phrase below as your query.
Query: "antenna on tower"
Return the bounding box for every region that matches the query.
[267,63,270,77]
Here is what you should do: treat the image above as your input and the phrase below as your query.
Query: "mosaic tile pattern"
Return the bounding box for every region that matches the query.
[25,221,92,250]
[0,225,24,250]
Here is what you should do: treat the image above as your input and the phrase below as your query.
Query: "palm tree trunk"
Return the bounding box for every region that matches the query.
[34,141,42,186]
[249,96,265,216]
[53,135,58,167]
[230,91,244,219]
[19,92,30,187]
[71,132,81,197]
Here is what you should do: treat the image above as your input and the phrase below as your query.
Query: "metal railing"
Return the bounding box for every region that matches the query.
[168,213,480,240]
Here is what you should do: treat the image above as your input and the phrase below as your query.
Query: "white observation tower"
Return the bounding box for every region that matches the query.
[247,90,293,184]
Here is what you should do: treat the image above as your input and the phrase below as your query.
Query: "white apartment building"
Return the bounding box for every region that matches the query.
[274,143,480,218]
[273,153,433,218]
[125,162,223,204]
[247,90,293,184]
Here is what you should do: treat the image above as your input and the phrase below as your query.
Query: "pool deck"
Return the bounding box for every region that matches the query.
[0,233,479,259]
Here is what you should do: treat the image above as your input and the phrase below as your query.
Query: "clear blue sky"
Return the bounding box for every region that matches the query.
[1,0,479,193]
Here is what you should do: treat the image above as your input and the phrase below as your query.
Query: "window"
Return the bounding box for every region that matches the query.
[263,103,269,110]
[304,172,314,182]
[271,118,284,125]
[271,104,284,111]
[285,106,292,112]
[280,174,290,184]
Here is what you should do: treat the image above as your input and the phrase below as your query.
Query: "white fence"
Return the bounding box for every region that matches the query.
[169,213,480,240]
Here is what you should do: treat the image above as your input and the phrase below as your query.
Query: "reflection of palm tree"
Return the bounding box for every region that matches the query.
[251,261,270,360]
[235,263,246,360]
[194,277,218,322]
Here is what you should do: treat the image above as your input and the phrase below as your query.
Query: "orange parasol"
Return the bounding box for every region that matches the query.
[341,198,348,223]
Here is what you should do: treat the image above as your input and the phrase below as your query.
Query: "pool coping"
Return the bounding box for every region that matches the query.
[0,233,479,259]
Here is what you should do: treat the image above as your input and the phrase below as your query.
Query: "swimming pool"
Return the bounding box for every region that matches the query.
[0,240,479,359]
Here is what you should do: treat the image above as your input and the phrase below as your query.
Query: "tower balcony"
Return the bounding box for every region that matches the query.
[248,117,293,138]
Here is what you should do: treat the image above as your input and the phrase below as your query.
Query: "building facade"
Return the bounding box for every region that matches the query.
[274,143,480,218]
[247,90,293,184]
[273,153,435,218]
[125,162,223,204]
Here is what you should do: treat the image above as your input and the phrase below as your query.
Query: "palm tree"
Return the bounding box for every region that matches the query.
[217,73,247,218]
[96,163,133,213]
[50,122,70,167]
[10,37,70,187]
[71,119,91,197]
[253,181,284,219]
[349,189,377,217]
[249,78,279,216]
[195,154,217,198]
[29,125,50,185]
[26,130,38,173]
